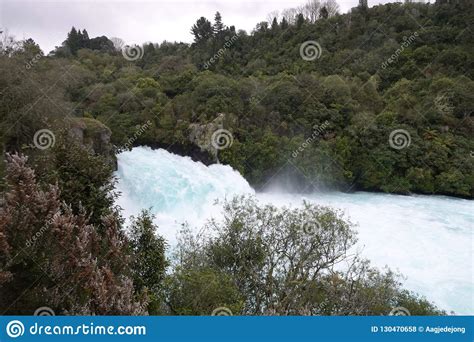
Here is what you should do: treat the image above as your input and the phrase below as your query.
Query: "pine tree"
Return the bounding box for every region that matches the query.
[271,17,279,31]
[320,6,329,19]
[65,27,81,54]
[81,29,89,48]
[82,29,89,40]
[129,210,168,314]
[190,17,214,44]
[213,11,225,33]
[296,13,305,28]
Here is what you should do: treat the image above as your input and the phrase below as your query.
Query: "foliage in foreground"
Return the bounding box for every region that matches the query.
[165,197,444,316]
[0,154,146,315]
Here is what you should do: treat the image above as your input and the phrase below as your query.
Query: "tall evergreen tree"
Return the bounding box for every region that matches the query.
[271,17,279,31]
[296,13,305,28]
[320,6,329,19]
[82,29,89,40]
[65,26,81,54]
[213,11,225,33]
[190,17,214,44]
[81,29,89,48]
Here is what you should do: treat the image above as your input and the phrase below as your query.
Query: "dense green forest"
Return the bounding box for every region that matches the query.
[0,0,471,315]
[1,0,473,197]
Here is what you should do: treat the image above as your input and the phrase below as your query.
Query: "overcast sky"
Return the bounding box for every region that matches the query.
[1,0,395,53]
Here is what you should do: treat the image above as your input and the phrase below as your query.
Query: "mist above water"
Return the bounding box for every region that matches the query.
[116,147,473,314]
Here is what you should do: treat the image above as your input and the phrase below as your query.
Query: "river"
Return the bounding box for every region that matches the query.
[115,146,473,314]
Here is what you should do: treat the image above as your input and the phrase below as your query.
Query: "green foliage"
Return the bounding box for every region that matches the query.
[0,154,146,315]
[166,266,243,315]
[3,1,469,197]
[34,132,118,227]
[166,197,444,315]
[128,210,168,314]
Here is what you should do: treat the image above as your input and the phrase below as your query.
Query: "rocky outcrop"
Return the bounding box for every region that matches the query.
[188,113,236,163]
[70,118,116,169]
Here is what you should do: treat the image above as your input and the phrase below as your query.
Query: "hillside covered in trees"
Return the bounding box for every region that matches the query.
[1,0,473,198]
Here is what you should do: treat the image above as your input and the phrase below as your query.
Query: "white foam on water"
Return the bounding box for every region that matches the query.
[115,146,255,245]
[116,147,474,314]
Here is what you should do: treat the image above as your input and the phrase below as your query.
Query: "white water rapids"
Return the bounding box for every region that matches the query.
[115,147,473,314]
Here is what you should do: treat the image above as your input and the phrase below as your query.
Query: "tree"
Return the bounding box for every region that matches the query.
[82,29,90,41]
[129,210,168,314]
[322,0,340,16]
[0,154,146,315]
[271,17,279,31]
[65,27,81,54]
[0,29,21,56]
[320,6,329,19]
[37,132,118,228]
[296,13,305,28]
[81,29,89,48]
[191,17,214,44]
[303,0,321,23]
[213,11,225,33]
[166,197,444,315]
[21,38,43,58]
